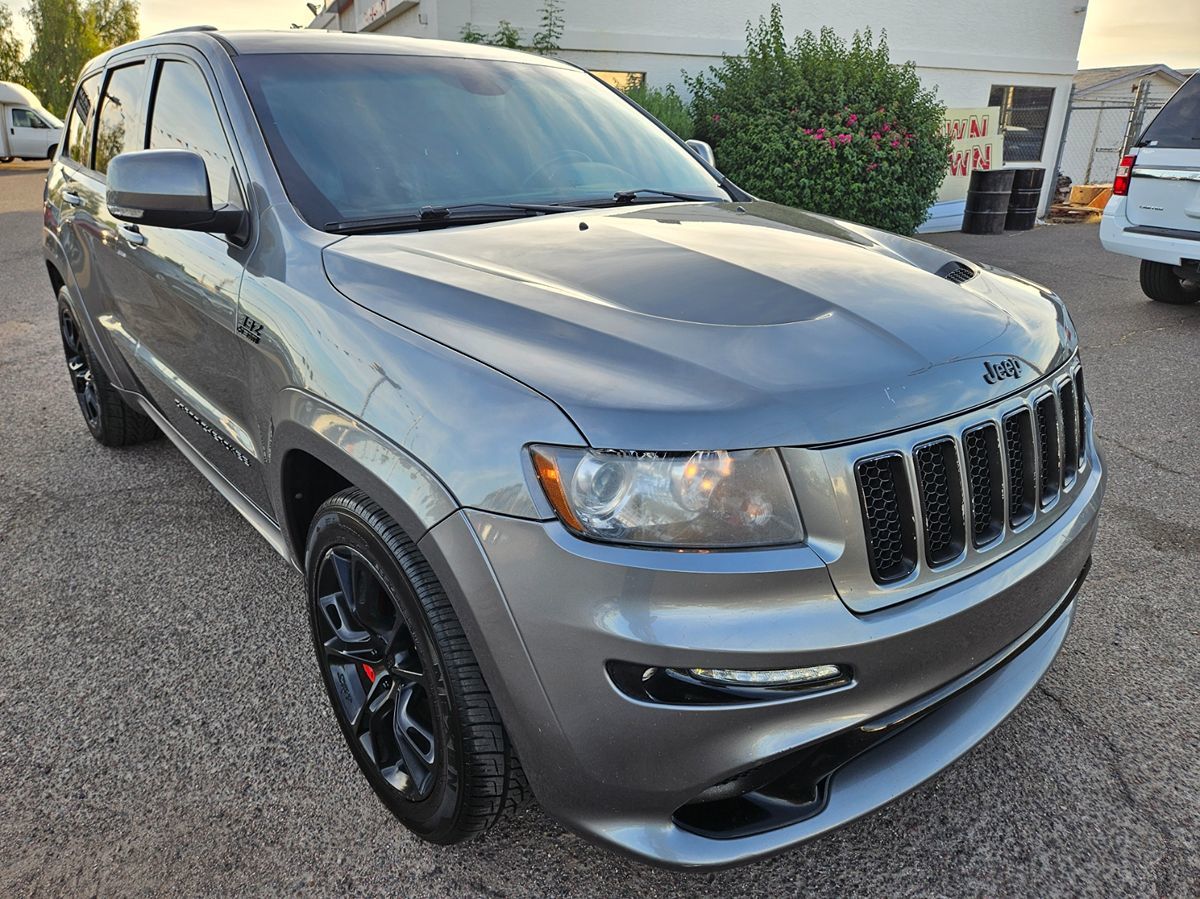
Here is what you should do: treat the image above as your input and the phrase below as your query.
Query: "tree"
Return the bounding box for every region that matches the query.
[0,6,24,82]
[83,0,138,50]
[687,5,951,234]
[21,0,139,117]
[531,0,563,56]
[490,20,520,49]
[460,2,563,55]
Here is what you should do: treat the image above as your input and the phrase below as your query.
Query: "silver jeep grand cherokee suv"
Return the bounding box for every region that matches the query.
[43,29,1103,869]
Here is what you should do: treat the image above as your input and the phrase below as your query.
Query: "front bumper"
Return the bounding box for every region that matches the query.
[417,439,1103,869]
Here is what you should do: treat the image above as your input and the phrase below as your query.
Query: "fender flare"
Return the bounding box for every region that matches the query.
[270,388,458,563]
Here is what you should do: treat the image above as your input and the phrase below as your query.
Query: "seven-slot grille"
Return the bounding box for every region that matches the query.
[854,371,1088,585]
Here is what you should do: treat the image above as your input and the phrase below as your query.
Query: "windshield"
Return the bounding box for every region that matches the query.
[234,52,726,228]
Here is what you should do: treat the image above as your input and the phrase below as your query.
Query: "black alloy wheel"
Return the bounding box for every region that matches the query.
[55,287,159,446]
[314,545,438,801]
[59,304,102,434]
[306,489,530,843]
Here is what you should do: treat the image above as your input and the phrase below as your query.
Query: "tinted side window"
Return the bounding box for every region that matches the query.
[1140,75,1200,148]
[64,73,102,167]
[94,63,147,174]
[148,60,242,208]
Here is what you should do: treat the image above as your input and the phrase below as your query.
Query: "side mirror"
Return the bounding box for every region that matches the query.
[106,149,244,235]
[686,139,716,168]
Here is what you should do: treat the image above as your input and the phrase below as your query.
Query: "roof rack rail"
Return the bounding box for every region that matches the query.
[156,24,219,34]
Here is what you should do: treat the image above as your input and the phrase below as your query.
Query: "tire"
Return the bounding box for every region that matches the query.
[306,488,530,843]
[46,144,57,160]
[56,288,159,446]
[1140,260,1200,305]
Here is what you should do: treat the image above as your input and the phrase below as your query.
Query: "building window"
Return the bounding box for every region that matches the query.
[989,85,1055,163]
[590,70,645,90]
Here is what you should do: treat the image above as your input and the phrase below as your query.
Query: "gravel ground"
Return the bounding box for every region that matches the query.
[1,159,1197,897]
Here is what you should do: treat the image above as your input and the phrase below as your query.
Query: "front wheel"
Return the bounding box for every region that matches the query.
[306,489,530,843]
[1140,260,1200,305]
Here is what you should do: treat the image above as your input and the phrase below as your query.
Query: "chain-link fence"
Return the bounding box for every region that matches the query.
[1053,79,1165,195]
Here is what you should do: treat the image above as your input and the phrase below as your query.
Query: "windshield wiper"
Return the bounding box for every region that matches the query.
[564,188,725,209]
[614,188,723,204]
[325,202,583,235]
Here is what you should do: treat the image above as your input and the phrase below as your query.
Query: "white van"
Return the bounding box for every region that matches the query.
[0,81,64,163]
[1100,73,1200,305]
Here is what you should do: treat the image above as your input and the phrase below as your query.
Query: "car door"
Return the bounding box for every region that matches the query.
[106,51,268,510]
[8,106,54,157]
[48,68,145,390]
[1126,74,1200,235]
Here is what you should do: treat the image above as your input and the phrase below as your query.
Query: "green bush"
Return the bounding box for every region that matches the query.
[623,82,694,140]
[686,4,951,234]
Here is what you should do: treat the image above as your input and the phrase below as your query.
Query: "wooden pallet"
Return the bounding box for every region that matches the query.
[1049,203,1103,223]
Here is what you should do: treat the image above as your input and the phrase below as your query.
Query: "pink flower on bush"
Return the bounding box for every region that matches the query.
[838,133,852,144]
[882,122,891,132]
[847,113,858,125]
[872,131,881,141]
[712,114,721,123]
[890,139,900,148]
[802,127,813,134]
[867,162,878,171]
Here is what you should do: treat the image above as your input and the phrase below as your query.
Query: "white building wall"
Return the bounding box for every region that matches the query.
[316,0,1088,215]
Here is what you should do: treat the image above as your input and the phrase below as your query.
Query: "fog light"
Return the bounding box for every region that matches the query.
[689,664,844,687]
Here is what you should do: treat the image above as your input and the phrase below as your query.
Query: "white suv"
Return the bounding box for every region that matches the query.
[1100,73,1200,305]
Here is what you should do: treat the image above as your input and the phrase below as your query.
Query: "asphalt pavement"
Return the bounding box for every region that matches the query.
[1,159,1197,897]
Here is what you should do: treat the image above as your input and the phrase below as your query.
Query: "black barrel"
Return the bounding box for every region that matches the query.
[962,169,1016,234]
[1005,167,1045,231]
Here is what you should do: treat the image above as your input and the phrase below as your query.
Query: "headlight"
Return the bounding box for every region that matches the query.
[529,446,803,548]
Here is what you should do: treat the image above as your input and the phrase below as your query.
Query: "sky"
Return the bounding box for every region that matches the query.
[2,0,1199,71]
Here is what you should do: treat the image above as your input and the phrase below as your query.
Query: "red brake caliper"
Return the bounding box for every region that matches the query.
[362,664,377,684]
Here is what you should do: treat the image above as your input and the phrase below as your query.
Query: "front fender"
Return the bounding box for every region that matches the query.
[269,388,458,563]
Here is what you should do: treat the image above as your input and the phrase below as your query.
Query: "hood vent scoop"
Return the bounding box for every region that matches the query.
[936,261,976,284]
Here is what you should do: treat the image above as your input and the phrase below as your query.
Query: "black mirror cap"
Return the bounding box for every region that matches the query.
[106,149,245,236]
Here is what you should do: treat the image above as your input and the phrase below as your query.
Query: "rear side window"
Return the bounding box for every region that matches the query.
[1139,75,1200,148]
[64,73,102,167]
[147,60,242,208]
[94,63,148,174]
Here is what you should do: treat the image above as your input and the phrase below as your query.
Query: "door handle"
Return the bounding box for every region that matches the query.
[119,223,145,246]
[62,191,82,207]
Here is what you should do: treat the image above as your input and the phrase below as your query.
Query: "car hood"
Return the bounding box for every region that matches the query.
[323,201,1077,450]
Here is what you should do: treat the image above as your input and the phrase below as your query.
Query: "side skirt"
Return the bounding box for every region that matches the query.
[131,392,299,571]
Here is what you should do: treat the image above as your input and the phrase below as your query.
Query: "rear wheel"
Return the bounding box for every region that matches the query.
[57,288,159,446]
[46,144,57,160]
[306,489,530,843]
[1140,260,1200,305]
